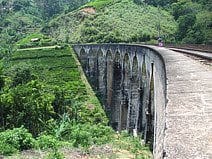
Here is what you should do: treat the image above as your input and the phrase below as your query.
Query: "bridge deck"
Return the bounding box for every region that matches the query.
[152,46,212,159]
[168,48,212,60]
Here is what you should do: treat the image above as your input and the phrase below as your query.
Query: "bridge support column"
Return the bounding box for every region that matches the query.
[144,63,155,151]
[127,56,140,133]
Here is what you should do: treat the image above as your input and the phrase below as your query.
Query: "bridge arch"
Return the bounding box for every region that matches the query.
[128,55,140,133]
[75,45,166,158]
[79,48,88,72]
[87,49,97,86]
[105,50,113,116]
[96,49,105,99]
[111,51,122,130]
[139,57,148,136]
[121,53,130,130]
[74,44,208,159]
[145,62,155,151]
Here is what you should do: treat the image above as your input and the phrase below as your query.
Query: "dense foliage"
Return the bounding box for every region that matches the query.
[0,0,211,47]
[0,46,152,158]
[42,0,211,44]
[0,0,211,157]
[44,0,177,43]
[0,127,35,155]
[0,0,42,53]
[0,46,115,156]
[171,0,212,44]
[1,46,108,132]
[0,0,89,54]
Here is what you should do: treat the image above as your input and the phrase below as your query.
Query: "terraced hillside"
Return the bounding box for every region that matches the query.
[0,46,152,158]
[12,48,80,85]
[9,47,106,116]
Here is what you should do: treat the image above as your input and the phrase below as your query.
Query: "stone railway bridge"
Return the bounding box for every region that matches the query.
[73,44,212,159]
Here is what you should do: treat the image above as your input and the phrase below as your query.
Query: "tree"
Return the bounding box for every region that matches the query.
[171,0,199,20]
[183,11,212,44]
[0,80,55,136]
[176,13,196,41]
[133,0,144,5]
[34,0,89,20]
[13,0,31,11]
[0,28,15,59]
[0,62,4,90]
[143,0,177,6]
[9,64,36,87]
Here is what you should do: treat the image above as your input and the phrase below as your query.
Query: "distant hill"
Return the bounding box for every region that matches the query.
[0,0,211,51]
[0,0,89,52]
[42,0,177,43]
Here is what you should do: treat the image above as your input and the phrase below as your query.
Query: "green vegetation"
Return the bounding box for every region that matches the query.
[0,127,35,155]
[0,0,43,53]
[0,46,152,158]
[15,33,54,49]
[0,0,211,51]
[1,47,108,132]
[171,0,212,44]
[41,0,212,44]
[0,46,110,155]
[0,0,211,158]
[111,131,152,158]
[0,0,89,54]
[44,0,177,43]
[82,0,113,10]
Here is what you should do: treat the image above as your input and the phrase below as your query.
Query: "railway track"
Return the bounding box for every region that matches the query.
[167,47,212,67]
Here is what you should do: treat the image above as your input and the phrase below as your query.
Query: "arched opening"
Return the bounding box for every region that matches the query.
[128,56,139,133]
[139,57,147,137]
[111,51,122,130]
[96,49,105,100]
[145,63,155,151]
[87,49,98,89]
[105,50,113,116]
[120,53,130,130]
[79,48,87,71]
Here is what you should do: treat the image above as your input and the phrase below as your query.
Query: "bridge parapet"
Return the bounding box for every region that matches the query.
[73,44,212,159]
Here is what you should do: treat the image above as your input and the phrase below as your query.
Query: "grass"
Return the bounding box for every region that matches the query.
[4,133,153,159]
[16,33,56,49]
[16,33,44,46]
[10,47,85,90]
[17,45,59,51]
[13,48,71,60]
[82,0,114,10]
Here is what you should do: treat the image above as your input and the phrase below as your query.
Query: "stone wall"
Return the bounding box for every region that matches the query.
[73,44,167,159]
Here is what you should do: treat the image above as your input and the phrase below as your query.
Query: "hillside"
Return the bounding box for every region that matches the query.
[0,46,152,158]
[0,0,89,54]
[43,0,177,43]
[0,0,42,53]
[0,0,211,50]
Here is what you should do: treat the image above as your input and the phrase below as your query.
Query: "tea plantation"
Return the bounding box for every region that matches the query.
[0,46,152,158]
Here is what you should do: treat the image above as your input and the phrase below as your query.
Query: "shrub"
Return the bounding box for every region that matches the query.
[0,126,35,152]
[0,140,18,156]
[0,80,55,136]
[44,150,64,159]
[66,123,114,148]
[37,135,59,150]
[9,63,36,87]
[0,62,4,90]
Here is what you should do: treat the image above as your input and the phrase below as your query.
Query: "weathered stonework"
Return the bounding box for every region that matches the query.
[73,44,167,158]
[73,44,212,159]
